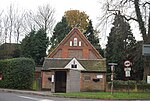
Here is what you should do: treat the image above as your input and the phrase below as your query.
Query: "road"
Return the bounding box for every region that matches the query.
[0,92,149,101]
[0,92,104,101]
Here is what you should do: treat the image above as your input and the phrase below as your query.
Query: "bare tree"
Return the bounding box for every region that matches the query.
[3,16,9,43]
[14,12,26,43]
[99,0,150,43]
[6,4,15,43]
[30,4,55,34]
[0,10,4,45]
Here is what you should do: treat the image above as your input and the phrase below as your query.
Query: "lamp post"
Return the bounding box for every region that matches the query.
[108,63,117,94]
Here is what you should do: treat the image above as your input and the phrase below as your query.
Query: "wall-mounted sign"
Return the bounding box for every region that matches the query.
[97,75,103,79]
[51,75,54,83]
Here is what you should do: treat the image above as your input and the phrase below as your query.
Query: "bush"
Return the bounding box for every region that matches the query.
[108,80,150,92]
[0,58,35,89]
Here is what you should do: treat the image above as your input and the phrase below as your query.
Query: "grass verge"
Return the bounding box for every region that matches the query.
[54,92,150,99]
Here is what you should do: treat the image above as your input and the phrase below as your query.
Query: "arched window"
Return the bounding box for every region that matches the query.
[74,38,77,46]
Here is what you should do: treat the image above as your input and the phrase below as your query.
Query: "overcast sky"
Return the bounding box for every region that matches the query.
[0,0,101,26]
[0,0,142,48]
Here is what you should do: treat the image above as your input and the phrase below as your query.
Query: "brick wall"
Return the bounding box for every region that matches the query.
[41,71,53,90]
[80,72,106,91]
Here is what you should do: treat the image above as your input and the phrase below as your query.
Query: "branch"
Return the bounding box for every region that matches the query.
[143,2,150,7]
[107,3,120,14]
[123,15,138,21]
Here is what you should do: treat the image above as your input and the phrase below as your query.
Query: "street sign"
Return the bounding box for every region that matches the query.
[108,63,118,66]
[124,61,131,67]
[125,71,130,77]
[124,67,131,77]
[124,67,131,71]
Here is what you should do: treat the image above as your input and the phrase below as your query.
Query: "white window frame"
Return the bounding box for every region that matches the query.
[74,38,77,46]
[79,41,81,46]
[70,41,72,46]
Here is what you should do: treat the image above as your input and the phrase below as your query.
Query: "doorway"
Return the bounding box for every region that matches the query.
[55,71,67,93]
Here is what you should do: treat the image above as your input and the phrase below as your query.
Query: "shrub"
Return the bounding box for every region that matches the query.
[0,58,35,89]
[108,80,150,92]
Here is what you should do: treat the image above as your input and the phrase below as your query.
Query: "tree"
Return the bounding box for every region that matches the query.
[84,20,104,57]
[1,4,25,44]
[106,13,138,80]
[21,29,49,65]
[100,0,150,80]
[49,17,71,51]
[26,4,55,34]
[0,10,4,45]
[64,10,89,32]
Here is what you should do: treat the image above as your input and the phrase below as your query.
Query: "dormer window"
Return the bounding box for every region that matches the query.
[74,38,77,46]
[71,64,77,68]
[71,60,77,68]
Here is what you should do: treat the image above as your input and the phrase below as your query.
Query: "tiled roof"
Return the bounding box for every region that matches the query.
[42,58,71,69]
[79,59,106,71]
[42,58,106,72]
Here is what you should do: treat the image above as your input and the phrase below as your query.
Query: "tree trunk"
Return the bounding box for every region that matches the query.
[134,0,148,42]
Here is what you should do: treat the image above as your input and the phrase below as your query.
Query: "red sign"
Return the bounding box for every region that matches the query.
[124,61,131,67]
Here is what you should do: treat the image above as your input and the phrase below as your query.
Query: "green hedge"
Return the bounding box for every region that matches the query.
[0,58,35,89]
[108,80,150,92]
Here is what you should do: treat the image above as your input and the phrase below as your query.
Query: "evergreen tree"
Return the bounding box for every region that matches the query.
[50,17,71,51]
[21,28,49,65]
[84,20,104,57]
[106,13,138,80]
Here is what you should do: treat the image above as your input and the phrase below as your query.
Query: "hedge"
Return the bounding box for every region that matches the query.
[108,80,150,92]
[0,58,35,89]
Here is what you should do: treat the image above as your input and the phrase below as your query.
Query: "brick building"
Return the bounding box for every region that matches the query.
[41,28,106,92]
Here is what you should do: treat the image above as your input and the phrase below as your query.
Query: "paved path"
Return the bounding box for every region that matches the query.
[0,88,52,96]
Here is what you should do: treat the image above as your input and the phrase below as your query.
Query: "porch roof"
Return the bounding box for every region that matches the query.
[42,58,106,72]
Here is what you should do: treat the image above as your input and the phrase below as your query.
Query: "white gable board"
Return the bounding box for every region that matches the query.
[64,58,85,70]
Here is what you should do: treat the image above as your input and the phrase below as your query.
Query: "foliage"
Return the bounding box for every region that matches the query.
[21,28,49,65]
[0,43,21,59]
[49,17,72,51]
[0,58,35,89]
[106,14,139,80]
[108,80,150,91]
[84,20,104,57]
[100,0,150,80]
[64,10,89,32]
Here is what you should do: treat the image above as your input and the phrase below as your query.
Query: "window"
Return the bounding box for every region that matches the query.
[70,41,72,46]
[74,38,77,46]
[71,64,77,68]
[71,60,77,68]
[79,41,81,46]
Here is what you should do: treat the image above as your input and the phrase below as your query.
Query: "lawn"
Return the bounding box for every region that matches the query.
[54,92,150,99]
